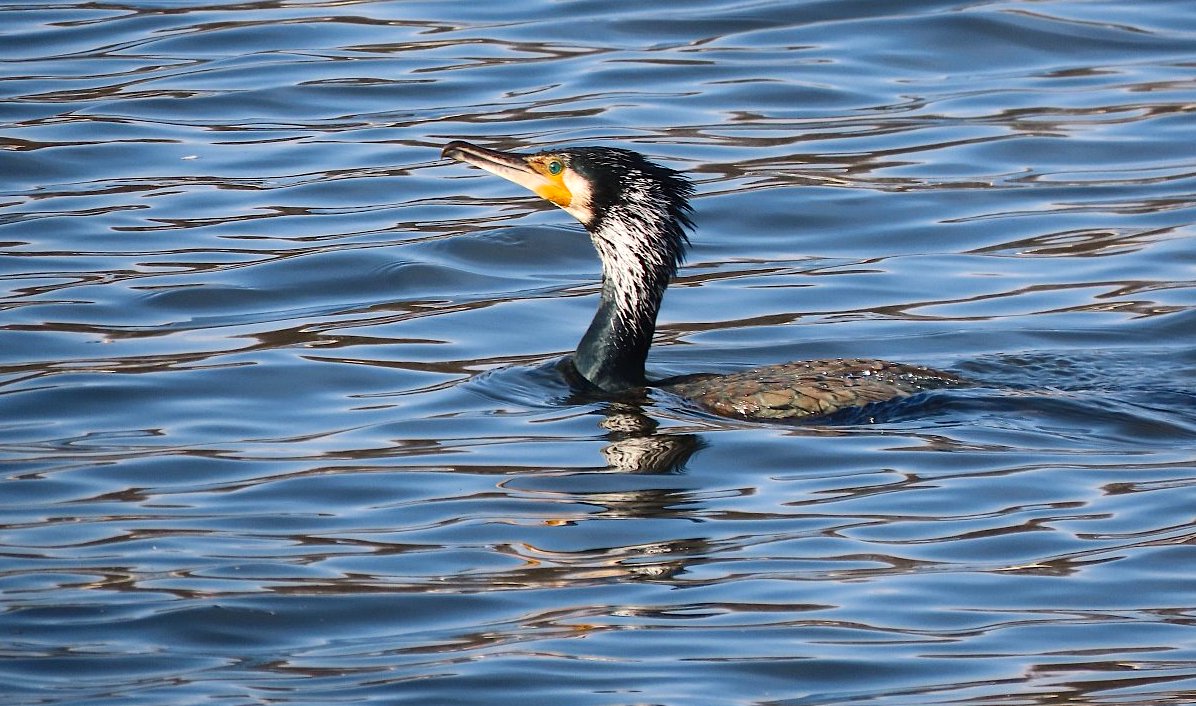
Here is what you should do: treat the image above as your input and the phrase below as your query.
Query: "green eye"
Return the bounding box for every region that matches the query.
[547,160,563,175]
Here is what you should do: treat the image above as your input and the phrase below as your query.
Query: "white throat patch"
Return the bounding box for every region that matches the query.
[560,169,594,225]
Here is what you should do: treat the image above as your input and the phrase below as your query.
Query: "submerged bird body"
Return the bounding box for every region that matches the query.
[663,359,961,420]
[442,140,964,421]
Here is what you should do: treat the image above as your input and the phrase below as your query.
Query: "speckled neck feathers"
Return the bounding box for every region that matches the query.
[569,149,694,392]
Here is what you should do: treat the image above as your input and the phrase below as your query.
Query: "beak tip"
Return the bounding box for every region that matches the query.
[440,141,536,181]
[441,141,464,160]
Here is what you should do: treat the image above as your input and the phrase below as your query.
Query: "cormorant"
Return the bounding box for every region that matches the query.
[442,141,965,421]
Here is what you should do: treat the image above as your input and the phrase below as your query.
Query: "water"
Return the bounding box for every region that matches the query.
[3,1,1195,704]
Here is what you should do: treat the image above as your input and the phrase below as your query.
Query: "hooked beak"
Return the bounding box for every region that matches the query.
[441,140,574,210]
[442,141,534,180]
[441,140,546,194]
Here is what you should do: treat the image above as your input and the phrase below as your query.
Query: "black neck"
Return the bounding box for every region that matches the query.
[573,280,663,392]
[562,153,693,393]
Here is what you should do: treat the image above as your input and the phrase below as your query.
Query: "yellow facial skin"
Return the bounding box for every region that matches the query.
[525,155,572,208]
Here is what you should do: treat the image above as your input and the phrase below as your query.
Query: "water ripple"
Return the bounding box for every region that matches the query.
[2,1,1196,704]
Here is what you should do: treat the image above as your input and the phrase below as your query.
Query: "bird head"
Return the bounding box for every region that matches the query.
[441,141,694,237]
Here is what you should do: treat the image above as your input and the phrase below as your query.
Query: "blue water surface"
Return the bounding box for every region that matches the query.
[2,1,1195,704]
